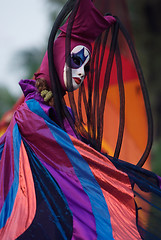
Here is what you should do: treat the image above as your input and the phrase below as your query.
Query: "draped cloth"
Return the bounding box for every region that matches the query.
[0,80,161,239]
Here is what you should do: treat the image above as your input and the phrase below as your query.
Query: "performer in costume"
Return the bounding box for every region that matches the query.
[0,0,161,239]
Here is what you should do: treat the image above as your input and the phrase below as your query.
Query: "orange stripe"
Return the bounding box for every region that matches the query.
[0,141,36,240]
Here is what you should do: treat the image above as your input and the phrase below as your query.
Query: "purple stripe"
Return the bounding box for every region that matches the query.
[0,120,16,211]
[16,103,97,238]
[41,160,97,239]
[0,123,21,228]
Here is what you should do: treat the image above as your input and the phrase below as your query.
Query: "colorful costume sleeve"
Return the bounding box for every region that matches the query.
[0,98,161,239]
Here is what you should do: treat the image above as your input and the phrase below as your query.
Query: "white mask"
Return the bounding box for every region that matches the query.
[63,45,90,91]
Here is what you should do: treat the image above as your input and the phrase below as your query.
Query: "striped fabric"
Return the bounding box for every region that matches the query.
[0,99,160,239]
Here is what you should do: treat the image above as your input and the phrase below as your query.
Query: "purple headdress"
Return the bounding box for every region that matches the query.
[35,0,115,90]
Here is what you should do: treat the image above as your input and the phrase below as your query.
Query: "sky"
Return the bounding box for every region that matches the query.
[0,0,51,96]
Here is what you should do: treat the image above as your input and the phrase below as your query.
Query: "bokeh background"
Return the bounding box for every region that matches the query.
[0,0,161,174]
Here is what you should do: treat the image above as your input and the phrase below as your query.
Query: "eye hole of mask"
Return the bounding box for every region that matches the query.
[71,55,82,68]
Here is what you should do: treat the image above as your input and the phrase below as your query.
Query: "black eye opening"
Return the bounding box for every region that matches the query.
[72,56,81,66]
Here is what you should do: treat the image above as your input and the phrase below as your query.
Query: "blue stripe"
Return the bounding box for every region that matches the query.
[26,99,59,125]
[26,99,114,239]
[47,122,114,239]
[0,124,21,228]
[0,143,4,160]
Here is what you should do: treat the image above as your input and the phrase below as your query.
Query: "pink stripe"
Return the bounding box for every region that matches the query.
[71,135,141,239]
[0,141,36,239]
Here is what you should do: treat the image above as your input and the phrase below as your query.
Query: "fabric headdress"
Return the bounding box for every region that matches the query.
[35,0,116,90]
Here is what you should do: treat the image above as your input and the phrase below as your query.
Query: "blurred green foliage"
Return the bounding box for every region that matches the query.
[0,87,17,118]
[152,139,161,176]
[14,48,45,80]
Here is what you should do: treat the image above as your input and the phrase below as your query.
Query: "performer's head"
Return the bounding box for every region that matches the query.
[52,35,92,91]
[63,45,91,91]
[35,0,116,92]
